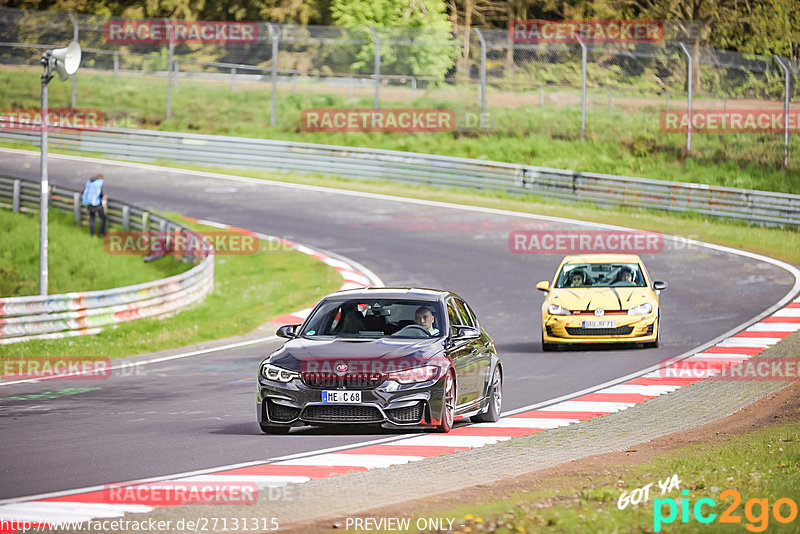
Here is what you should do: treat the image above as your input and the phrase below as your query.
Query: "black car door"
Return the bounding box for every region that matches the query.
[455,297,491,401]
[446,298,480,407]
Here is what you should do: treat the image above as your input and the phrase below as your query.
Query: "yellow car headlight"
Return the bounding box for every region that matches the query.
[627,303,652,316]
[548,304,572,316]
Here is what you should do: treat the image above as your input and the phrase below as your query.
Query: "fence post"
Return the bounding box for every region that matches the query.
[122,205,130,231]
[266,23,279,128]
[69,13,78,108]
[540,85,544,108]
[165,18,174,120]
[369,26,380,111]
[577,36,587,140]
[113,52,119,80]
[12,179,21,213]
[142,211,150,232]
[230,66,236,92]
[475,29,487,129]
[774,55,791,169]
[73,192,80,224]
[173,60,179,88]
[608,88,612,112]
[677,41,693,151]
[411,76,417,100]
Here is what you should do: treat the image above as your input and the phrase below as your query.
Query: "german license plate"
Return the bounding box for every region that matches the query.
[583,320,616,329]
[322,390,361,404]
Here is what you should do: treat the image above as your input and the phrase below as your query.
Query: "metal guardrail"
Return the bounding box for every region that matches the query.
[1,126,798,227]
[0,175,214,344]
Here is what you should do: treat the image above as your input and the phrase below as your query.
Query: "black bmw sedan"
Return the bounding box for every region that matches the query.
[257,288,502,434]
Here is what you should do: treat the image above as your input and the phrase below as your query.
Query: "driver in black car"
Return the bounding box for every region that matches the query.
[414,306,440,336]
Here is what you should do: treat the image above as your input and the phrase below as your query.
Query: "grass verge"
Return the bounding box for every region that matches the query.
[365,417,800,533]
[2,66,797,191]
[0,207,188,296]
[0,216,343,358]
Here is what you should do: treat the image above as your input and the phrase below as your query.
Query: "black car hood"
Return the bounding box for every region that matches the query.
[269,337,445,372]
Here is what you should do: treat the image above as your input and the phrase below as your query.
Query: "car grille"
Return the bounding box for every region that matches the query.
[301,373,385,389]
[546,325,555,337]
[302,405,383,423]
[566,326,635,336]
[386,402,424,424]
[646,324,655,335]
[267,401,300,422]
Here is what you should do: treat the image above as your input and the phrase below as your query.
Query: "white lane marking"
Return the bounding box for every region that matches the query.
[744,323,800,332]
[597,384,681,396]
[0,335,279,387]
[0,502,151,522]
[478,418,578,429]
[772,308,800,317]
[172,475,310,486]
[691,353,755,360]
[717,337,782,348]
[274,454,424,469]
[399,435,512,448]
[339,271,372,286]
[540,401,638,413]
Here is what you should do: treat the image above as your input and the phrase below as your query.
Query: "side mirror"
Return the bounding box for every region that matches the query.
[276,324,300,339]
[536,280,550,292]
[653,281,667,291]
[452,325,480,341]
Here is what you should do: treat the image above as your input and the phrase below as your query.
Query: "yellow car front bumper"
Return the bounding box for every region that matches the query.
[542,313,658,344]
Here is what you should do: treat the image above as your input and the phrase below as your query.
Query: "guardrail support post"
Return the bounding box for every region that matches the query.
[142,211,150,232]
[230,66,236,92]
[608,88,612,112]
[165,19,174,120]
[774,55,792,169]
[122,205,130,231]
[159,219,167,232]
[113,52,119,81]
[73,192,80,224]
[266,23,279,128]
[677,41,693,151]
[411,76,417,101]
[540,85,544,108]
[475,29,487,129]
[580,42,587,139]
[369,26,380,111]
[12,179,20,213]
[69,13,78,108]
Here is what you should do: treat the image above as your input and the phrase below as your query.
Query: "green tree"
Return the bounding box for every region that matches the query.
[331,0,457,79]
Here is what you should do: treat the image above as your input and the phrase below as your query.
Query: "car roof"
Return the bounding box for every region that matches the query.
[323,287,449,301]
[562,254,643,264]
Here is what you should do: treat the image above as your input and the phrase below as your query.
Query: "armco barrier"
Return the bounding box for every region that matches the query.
[1,126,798,226]
[0,176,214,344]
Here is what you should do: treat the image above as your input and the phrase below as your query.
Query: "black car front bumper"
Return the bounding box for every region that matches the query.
[257,375,447,429]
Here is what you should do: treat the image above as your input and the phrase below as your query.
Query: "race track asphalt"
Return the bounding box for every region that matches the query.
[0,150,795,499]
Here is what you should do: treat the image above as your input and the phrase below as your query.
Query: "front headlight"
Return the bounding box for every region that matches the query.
[261,363,300,383]
[547,304,572,316]
[627,303,653,316]
[386,365,440,384]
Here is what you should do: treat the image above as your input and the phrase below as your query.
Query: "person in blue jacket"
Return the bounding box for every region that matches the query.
[81,173,106,236]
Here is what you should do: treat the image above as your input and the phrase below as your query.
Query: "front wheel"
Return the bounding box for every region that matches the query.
[434,372,456,433]
[542,333,557,352]
[472,366,502,423]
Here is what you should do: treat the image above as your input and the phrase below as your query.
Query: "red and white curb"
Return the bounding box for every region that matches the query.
[182,218,382,323]
[1,297,797,528]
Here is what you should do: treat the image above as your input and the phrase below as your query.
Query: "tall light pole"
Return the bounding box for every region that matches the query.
[40,41,81,295]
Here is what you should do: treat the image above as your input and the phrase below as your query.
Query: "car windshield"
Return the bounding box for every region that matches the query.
[555,263,646,288]
[300,298,444,339]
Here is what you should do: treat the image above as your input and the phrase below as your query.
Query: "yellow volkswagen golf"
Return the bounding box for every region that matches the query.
[537,254,666,351]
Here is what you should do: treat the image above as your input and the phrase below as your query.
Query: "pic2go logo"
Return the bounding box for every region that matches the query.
[654,489,798,532]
